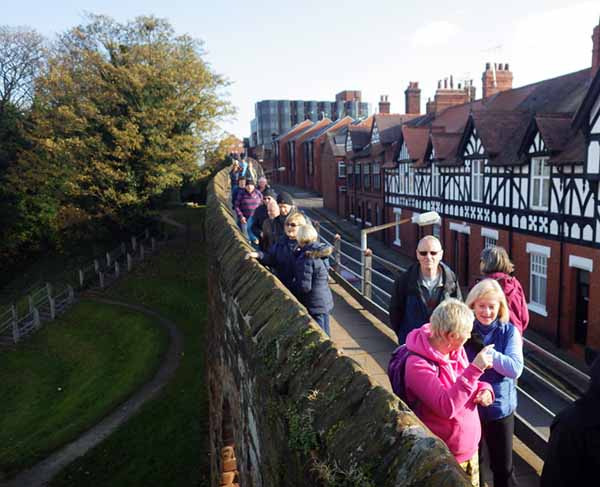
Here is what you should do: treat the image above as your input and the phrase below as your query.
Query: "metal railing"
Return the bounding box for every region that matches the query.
[315,213,591,458]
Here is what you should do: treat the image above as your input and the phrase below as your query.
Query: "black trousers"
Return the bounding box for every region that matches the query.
[481,413,518,487]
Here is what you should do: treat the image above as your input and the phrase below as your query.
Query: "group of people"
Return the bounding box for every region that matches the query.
[229,161,334,336]
[390,237,527,487]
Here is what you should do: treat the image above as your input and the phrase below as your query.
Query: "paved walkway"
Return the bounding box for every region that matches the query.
[275,184,543,486]
[328,282,542,486]
[0,299,183,487]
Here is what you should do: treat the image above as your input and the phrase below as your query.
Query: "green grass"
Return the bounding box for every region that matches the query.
[51,206,210,487]
[0,300,167,477]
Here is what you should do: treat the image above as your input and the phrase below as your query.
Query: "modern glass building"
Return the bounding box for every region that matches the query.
[253,91,370,146]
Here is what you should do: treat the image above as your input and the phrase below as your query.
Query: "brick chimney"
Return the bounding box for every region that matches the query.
[593,19,600,79]
[482,62,513,99]
[405,82,421,114]
[378,95,390,114]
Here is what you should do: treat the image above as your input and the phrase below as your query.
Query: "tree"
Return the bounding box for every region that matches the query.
[1,15,234,264]
[0,26,45,116]
[16,14,233,226]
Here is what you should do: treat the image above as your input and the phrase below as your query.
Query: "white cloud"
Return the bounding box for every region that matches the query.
[506,2,599,84]
[411,20,460,48]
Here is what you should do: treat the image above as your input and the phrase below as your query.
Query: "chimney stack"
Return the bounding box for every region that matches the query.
[378,95,391,114]
[405,81,421,114]
[482,62,513,99]
[593,18,600,79]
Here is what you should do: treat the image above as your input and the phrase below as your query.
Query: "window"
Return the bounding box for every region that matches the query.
[398,165,406,193]
[366,204,372,225]
[530,253,548,314]
[431,163,440,197]
[407,165,415,194]
[373,163,381,191]
[432,223,441,239]
[484,236,497,249]
[306,143,314,175]
[338,161,346,178]
[355,163,361,189]
[472,159,484,202]
[393,208,402,246]
[530,157,550,210]
[364,163,371,189]
[346,162,353,187]
[289,141,295,173]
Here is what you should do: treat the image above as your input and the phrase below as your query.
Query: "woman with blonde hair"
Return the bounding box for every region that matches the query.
[404,299,495,486]
[294,224,333,335]
[246,211,306,294]
[465,279,524,487]
[480,246,529,335]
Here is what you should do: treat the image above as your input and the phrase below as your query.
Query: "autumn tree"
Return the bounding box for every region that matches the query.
[1,15,233,262]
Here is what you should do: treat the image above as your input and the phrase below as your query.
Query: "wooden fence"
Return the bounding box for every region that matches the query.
[0,227,165,346]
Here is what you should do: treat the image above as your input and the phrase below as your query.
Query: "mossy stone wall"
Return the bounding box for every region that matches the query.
[206,169,471,486]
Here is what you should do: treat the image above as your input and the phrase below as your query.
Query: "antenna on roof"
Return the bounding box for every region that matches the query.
[481,44,503,88]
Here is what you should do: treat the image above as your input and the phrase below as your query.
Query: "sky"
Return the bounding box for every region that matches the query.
[3,1,600,140]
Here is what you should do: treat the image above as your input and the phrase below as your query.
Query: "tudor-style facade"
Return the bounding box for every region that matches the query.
[383,66,600,360]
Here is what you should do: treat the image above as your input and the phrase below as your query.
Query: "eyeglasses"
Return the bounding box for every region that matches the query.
[418,250,440,256]
[286,222,299,227]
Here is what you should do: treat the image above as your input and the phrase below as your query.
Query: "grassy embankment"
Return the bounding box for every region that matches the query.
[0,301,167,478]
[51,205,211,487]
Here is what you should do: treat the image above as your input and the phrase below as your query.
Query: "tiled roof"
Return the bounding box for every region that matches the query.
[288,121,322,142]
[535,114,573,153]
[548,132,586,165]
[306,116,354,142]
[431,132,462,166]
[374,114,420,144]
[348,121,373,151]
[273,120,313,142]
[400,126,430,165]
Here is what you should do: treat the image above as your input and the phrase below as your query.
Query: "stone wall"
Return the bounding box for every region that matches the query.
[206,168,471,486]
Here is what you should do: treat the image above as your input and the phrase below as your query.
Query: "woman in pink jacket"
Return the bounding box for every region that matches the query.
[405,298,495,486]
[480,246,529,336]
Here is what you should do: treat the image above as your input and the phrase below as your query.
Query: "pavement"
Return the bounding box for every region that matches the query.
[276,183,543,487]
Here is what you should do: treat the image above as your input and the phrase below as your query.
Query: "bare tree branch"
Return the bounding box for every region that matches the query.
[0,25,46,113]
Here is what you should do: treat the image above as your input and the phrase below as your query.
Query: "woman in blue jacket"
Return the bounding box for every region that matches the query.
[246,212,307,295]
[294,224,333,335]
[465,279,524,487]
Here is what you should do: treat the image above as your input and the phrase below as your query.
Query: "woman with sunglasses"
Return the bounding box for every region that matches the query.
[246,211,306,295]
[390,235,462,344]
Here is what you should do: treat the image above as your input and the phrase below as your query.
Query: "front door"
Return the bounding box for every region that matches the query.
[574,269,589,346]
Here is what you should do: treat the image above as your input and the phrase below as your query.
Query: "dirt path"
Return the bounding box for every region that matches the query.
[0,299,183,487]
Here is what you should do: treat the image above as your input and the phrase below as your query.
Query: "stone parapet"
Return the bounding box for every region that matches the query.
[206,168,470,486]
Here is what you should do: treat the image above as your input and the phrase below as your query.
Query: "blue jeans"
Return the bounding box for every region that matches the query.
[238,220,249,240]
[313,314,330,336]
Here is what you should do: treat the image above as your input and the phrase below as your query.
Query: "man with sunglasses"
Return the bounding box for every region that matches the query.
[389,235,462,344]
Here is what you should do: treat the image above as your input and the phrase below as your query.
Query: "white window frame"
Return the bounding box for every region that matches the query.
[372,162,381,190]
[431,163,440,197]
[471,159,484,202]
[398,164,406,193]
[338,161,346,178]
[407,165,415,194]
[530,157,550,210]
[526,243,550,316]
[484,236,497,250]
[393,208,402,246]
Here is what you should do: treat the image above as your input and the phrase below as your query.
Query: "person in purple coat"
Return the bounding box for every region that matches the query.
[234,179,262,240]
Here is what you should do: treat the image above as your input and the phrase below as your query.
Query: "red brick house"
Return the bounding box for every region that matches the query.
[271,120,313,185]
[382,21,600,359]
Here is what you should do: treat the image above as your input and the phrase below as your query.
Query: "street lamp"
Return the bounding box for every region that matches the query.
[359,211,441,298]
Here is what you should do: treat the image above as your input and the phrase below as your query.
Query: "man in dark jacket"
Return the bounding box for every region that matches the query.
[540,357,600,487]
[251,188,277,247]
[389,235,461,344]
